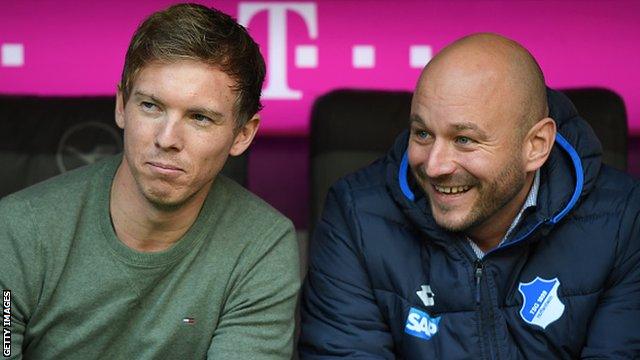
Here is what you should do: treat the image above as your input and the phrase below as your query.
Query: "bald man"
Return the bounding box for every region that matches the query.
[299,34,640,359]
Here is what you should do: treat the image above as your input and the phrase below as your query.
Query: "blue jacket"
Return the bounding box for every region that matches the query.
[299,89,640,359]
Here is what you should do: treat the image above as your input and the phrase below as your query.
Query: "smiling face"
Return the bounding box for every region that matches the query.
[115,60,257,209]
[408,53,532,235]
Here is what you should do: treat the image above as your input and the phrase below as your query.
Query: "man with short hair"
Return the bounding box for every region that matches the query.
[0,4,300,359]
[299,33,640,358]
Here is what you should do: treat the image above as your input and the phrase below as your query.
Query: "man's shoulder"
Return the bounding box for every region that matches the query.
[330,157,389,201]
[212,175,293,232]
[596,165,640,220]
[594,164,640,192]
[0,158,114,259]
[1,157,114,215]
[580,164,640,212]
[322,156,411,227]
[565,165,640,246]
[202,175,298,271]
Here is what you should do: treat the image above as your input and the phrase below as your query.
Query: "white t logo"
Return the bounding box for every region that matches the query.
[238,2,318,100]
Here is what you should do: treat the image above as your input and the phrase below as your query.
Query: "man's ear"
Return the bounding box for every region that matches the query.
[115,88,126,130]
[523,117,556,172]
[229,115,260,156]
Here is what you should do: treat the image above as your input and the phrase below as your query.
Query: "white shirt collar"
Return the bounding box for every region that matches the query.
[468,169,540,259]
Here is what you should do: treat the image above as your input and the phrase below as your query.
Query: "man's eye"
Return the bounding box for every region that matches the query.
[140,101,158,111]
[455,136,473,145]
[414,129,430,140]
[192,114,212,123]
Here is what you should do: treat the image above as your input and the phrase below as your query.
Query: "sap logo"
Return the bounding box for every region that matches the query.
[404,307,441,340]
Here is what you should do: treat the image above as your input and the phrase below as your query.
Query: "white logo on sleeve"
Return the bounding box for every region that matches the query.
[416,284,435,307]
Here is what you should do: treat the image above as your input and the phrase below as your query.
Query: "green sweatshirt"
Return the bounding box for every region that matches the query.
[0,156,300,359]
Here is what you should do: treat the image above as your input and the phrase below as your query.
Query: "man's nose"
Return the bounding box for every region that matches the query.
[155,115,184,151]
[425,140,456,179]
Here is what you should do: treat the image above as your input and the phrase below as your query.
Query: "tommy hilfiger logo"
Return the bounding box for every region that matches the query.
[182,317,196,325]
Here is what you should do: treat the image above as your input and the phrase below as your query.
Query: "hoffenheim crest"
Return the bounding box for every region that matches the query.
[518,277,565,329]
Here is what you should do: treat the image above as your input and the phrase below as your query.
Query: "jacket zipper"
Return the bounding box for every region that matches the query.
[474,260,483,304]
[474,259,500,359]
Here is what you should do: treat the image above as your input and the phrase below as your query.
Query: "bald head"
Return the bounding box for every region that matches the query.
[416,33,548,137]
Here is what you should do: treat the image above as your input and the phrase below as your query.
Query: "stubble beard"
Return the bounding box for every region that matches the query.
[417,156,527,233]
[459,159,526,233]
[125,154,193,212]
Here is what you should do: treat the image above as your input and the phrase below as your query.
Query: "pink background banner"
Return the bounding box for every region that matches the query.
[1,0,639,135]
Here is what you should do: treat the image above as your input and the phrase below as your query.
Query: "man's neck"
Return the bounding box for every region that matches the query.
[466,172,537,253]
[109,161,207,253]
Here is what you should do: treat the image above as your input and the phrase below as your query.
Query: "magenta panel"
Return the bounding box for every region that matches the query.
[1,1,639,134]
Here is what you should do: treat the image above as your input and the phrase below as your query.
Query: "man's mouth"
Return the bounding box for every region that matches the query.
[433,184,472,194]
[147,161,184,173]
